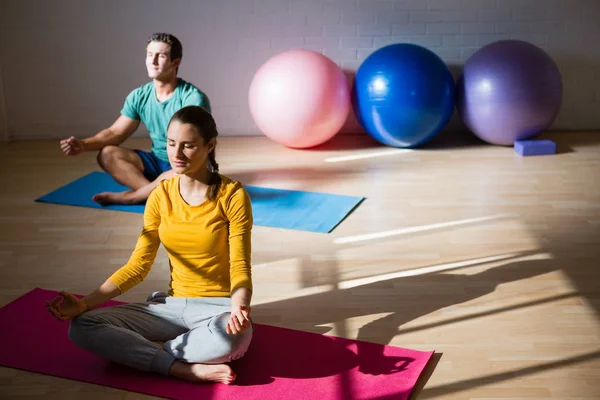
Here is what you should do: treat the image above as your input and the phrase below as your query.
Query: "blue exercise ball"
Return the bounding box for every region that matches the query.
[352,43,455,148]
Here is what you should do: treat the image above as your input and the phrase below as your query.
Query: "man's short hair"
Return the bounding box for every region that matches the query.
[147,33,183,61]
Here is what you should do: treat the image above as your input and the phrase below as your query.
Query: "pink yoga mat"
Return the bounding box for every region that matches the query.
[0,288,434,400]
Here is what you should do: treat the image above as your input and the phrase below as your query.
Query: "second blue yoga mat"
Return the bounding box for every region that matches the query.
[35,172,364,233]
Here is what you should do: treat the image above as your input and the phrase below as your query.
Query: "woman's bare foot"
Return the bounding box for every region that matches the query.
[169,360,236,384]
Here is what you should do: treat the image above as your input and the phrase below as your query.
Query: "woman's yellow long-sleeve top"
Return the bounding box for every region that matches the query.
[108,174,253,297]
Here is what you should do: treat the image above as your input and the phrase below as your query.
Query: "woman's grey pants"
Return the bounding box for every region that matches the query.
[68,292,253,376]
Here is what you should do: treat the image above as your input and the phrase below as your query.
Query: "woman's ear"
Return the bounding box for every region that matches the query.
[207,138,217,153]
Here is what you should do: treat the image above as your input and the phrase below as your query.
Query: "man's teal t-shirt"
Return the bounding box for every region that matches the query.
[120,78,211,162]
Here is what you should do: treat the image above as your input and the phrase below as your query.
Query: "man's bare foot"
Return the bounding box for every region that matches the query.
[169,360,236,384]
[92,190,140,205]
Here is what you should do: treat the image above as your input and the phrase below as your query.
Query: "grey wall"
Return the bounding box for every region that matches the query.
[0,63,8,142]
[0,0,599,140]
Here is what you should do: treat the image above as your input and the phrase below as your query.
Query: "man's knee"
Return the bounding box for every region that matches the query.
[96,145,121,171]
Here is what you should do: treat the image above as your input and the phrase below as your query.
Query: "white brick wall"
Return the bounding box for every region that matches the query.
[0,0,599,140]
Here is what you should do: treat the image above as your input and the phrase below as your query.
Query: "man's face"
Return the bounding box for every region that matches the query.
[145,41,179,80]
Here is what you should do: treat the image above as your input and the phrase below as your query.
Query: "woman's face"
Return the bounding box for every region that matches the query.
[167,120,215,176]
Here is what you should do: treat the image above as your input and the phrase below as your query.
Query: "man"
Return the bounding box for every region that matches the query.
[60,33,211,205]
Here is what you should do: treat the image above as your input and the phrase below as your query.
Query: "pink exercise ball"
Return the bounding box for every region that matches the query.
[249,49,350,149]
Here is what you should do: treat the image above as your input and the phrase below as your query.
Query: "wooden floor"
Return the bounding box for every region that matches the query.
[0,131,599,399]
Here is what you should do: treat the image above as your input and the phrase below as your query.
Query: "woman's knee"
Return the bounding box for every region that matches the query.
[227,326,253,361]
[176,314,253,364]
[67,313,96,348]
[209,313,253,361]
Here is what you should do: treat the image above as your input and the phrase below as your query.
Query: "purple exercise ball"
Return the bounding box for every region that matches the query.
[457,40,562,146]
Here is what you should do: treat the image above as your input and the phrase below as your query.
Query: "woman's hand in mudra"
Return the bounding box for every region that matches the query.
[46,291,89,321]
[226,304,251,334]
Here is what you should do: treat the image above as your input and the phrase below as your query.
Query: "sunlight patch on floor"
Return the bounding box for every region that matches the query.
[334,213,520,244]
[336,253,553,289]
[324,148,414,163]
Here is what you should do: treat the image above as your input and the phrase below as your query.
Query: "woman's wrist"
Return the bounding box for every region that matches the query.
[81,298,92,312]
[230,287,252,309]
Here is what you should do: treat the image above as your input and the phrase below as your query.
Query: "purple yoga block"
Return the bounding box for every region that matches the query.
[514,139,556,156]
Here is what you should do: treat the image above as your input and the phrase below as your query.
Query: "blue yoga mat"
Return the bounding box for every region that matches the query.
[35,172,364,233]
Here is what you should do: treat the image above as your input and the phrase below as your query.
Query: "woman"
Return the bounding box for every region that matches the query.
[47,106,253,385]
